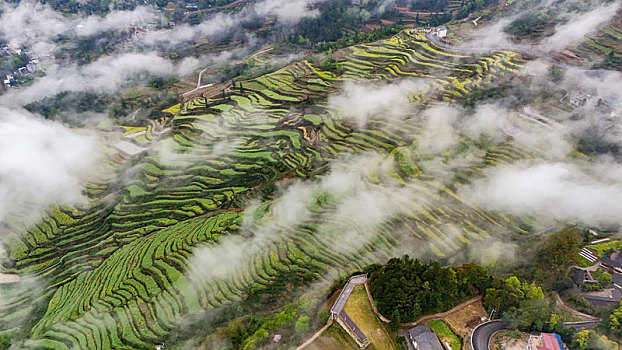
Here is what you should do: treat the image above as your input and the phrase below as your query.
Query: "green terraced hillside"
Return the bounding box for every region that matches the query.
[0,30,534,349]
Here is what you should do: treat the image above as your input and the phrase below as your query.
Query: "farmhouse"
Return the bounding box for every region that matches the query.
[330,275,370,349]
[601,250,622,273]
[569,92,590,107]
[114,140,147,159]
[407,325,443,350]
[437,26,448,39]
[571,267,594,287]
[528,333,564,350]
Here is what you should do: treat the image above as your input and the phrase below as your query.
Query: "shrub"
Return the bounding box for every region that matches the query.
[294,316,310,333]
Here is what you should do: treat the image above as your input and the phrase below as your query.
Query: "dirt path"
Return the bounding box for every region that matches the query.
[295,319,334,350]
[400,296,483,328]
[553,292,599,320]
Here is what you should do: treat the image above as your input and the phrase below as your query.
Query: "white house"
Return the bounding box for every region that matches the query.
[437,26,448,39]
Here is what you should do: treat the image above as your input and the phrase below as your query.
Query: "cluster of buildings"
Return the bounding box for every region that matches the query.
[573,238,622,308]
[1,45,38,89]
[409,26,448,39]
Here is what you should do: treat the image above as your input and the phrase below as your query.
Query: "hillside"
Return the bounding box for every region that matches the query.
[0,29,539,349]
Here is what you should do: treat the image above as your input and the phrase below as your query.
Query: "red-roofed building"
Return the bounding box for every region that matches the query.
[528,333,564,350]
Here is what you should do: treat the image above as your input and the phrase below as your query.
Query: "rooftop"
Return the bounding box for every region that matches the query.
[339,310,367,343]
[114,140,147,157]
[408,325,443,350]
[536,333,563,350]
[602,250,622,268]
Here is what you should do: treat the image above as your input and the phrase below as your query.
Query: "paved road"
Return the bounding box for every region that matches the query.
[471,320,508,350]
[564,320,600,331]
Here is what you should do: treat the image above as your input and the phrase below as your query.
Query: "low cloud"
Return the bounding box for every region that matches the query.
[0,52,201,106]
[0,2,153,53]
[418,104,461,154]
[0,108,100,224]
[459,161,622,227]
[328,79,428,127]
[142,0,318,49]
[187,152,416,285]
[541,2,620,51]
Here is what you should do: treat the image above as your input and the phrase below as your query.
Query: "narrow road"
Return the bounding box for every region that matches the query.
[471,320,508,350]
[553,292,599,321]
[182,0,249,22]
[564,320,600,331]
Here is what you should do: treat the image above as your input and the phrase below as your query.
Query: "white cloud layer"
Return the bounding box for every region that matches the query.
[0,2,153,52]
[0,108,100,223]
[460,161,622,227]
[0,52,201,106]
[541,2,621,51]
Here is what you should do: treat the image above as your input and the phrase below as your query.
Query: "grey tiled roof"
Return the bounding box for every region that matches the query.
[339,310,367,343]
[408,326,444,350]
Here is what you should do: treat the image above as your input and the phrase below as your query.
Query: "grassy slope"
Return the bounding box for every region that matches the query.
[304,324,360,350]
[343,285,397,350]
[427,320,461,350]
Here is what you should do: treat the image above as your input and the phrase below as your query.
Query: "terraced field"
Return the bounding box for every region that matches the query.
[566,11,622,69]
[0,30,532,349]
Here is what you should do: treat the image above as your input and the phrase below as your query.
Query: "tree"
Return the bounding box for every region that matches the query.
[606,302,622,336]
[515,297,550,331]
[484,276,549,328]
[316,310,329,323]
[573,330,590,350]
[0,334,9,350]
[390,310,401,332]
[368,256,487,322]
[599,272,612,287]
[552,277,573,292]
[537,228,583,270]
[572,330,618,350]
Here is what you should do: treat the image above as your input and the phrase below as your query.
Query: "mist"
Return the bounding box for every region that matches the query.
[142,0,318,49]
[0,52,201,106]
[541,2,621,51]
[0,108,100,225]
[327,79,429,127]
[0,2,154,54]
[460,161,622,227]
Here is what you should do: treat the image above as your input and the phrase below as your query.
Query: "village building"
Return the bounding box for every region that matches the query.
[437,26,448,39]
[569,92,590,107]
[407,325,443,350]
[329,275,370,349]
[572,267,595,287]
[528,333,564,350]
[601,250,622,274]
[114,140,147,159]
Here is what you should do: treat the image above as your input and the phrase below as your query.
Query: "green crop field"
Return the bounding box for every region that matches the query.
[586,240,622,258]
[0,29,534,349]
[427,320,461,350]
